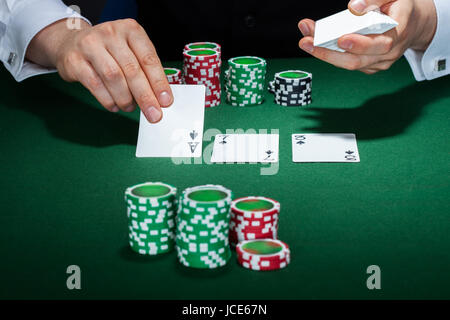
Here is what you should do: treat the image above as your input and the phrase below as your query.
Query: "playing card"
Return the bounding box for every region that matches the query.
[314,9,398,52]
[136,85,205,158]
[211,134,279,163]
[292,133,360,162]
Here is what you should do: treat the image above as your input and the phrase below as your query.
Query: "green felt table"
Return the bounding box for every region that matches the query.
[0,57,449,300]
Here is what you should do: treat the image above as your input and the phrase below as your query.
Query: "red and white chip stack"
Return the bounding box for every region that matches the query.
[229,196,280,246]
[182,46,222,108]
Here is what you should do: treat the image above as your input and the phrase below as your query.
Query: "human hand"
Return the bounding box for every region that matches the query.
[27,19,172,123]
[298,0,437,74]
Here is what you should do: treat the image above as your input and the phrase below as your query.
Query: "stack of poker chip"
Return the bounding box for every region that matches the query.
[236,239,291,271]
[183,48,222,107]
[229,196,280,245]
[269,70,312,106]
[125,182,177,255]
[224,56,267,107]
[164,67,183,84]
[184,41,221,53]
[176,185,233,268]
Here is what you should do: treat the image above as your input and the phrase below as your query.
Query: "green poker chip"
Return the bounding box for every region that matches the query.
[224,56,267,107]
[125,182,178,255]
[176,185,232,269]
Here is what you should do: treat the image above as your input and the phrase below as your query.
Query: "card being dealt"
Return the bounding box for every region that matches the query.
[314,9,398,52]
[292,133,360,163]
[136,85,205,158]
[211,134,279,163]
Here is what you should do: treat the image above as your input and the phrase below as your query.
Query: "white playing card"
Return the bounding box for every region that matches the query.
[314,9,398,52]
[136,85,205,158]
[292,133,360,163]
[211,134,279,163]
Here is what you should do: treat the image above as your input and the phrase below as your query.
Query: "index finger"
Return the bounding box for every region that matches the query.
[125,21,174,108]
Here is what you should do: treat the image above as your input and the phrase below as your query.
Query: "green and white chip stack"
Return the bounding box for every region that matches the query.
[125,182,177,255]
[224,56,267,107]
[176,185,233,268]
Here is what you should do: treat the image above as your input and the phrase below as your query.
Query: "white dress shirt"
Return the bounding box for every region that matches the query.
[404,0,450,81]
[0,0,449,82]
[0,0,89,82]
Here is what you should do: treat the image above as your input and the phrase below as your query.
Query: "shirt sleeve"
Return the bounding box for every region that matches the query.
[404,0,450,81]
[0,0,90,82]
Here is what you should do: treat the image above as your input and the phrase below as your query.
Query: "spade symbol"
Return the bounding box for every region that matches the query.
[190,130,198,140]
[219,135,229,144]
[188,142,199,153]
[296,141,305,145]
[265,150,274,160]
[345,150,354,155]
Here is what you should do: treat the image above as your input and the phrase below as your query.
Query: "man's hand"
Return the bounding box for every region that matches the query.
[27,18,172,123]
[298,0,437,74]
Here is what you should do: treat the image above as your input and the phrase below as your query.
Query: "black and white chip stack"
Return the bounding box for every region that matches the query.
[269,70,312,107]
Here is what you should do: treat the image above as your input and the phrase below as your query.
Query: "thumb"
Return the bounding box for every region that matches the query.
[348,0,395,15]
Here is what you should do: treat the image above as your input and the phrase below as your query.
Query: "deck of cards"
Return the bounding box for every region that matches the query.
[314,9,398,52]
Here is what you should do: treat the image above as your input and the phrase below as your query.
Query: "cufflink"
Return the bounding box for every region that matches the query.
[435,59,446,72]
[7,52,17,66]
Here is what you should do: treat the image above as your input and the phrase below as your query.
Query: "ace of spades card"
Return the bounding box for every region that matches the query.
[136,85,205,158]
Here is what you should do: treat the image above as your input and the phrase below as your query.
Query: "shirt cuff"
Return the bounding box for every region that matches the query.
[2,0,91,82]
[404,0,450,81]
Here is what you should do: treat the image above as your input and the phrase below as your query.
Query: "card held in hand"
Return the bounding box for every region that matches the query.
[314,9,398,52]
[136,84,205,158]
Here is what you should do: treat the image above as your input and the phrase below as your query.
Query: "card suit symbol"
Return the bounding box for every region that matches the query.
[264,150,274,160]
[296,141,305,145]
[190,130,198,140]
[188,142,199,153]
[219,135,228,144]
[345,150,354,155]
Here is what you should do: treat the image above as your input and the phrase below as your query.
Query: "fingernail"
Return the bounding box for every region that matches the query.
[349,0,367,14]
[340,40,353,50]
[159,91,172,107]
[301,42,314,53]
[112,106,119,113]
[299,22,310,36]
[125,105,135,112]
[145,106,161,123]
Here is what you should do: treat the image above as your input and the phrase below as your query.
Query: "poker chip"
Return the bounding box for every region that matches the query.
[125,182,177,255]
[224,56,267,107]
[184,42,221,53]
[175,185,233,268]
[236,239,291,271]
[229,196,280,245]
[183,48,222,108]
[164,67,183,84]
[269,70,312,107]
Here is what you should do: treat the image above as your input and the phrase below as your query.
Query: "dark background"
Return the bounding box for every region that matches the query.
[63,0,348,60]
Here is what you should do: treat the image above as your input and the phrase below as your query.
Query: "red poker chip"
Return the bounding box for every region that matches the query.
[231,208,280,219]
[230,219,278,229]
[238,262,288,271]
[237,251,290,263]
[237,256,289,266]
[230,227,278,236]
[229,233,277,242]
